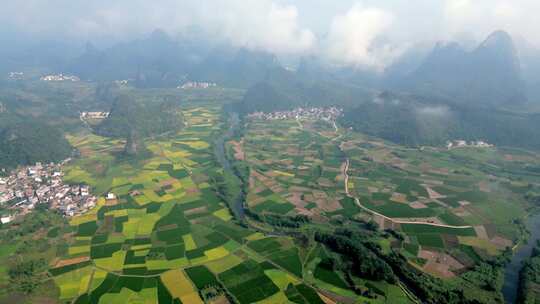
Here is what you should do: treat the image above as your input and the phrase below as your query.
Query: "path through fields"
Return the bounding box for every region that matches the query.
[326,120,473,229]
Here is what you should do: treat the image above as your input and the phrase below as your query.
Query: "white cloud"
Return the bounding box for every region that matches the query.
[493,2,520,20]
[2,0,540,62]
[202,1,315,54]
[0,0,315,55]
[323,3,403,71]
[442,0,540,46]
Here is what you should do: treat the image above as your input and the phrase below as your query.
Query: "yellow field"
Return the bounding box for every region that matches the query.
[53,266,93,300]
[146,258,189,270]
[183,234,197,250]
[136,213,160,235]
[264,269,299,290]
[213,208,233,221]
[68,245,90,256]
[458,236,499,255]
[176,140,210,150]
[245,232,266,241]
[255,291,290,304]
[89,269,108,292]
[104,209,128,218]
[274,170,294,177]
[161,269,203,304]
[204,246,229,260]
[94,251,126,271]
[205,254,244,273]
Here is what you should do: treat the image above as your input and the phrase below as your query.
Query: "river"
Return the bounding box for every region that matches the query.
[502,213,540,303]
[215,112,540,303]
[213,112,246,219]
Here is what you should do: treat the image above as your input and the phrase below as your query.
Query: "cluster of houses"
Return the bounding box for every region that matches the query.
[80,111,110,120]
[178,81,217,89]
[248,106,343,122]
[40,74,80,82]
[114,79,130,86]
[8,72,24,80]
[0,161,97,222]
[446,140,493,149]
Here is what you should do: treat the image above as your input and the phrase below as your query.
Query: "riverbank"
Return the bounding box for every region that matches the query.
[213,112,246,219]
[502,212,540,303]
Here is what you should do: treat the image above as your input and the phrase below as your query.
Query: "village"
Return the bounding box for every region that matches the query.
[8,71,24,80]
[0,160,97,225]
[80,111,110,120]
[178,81,217,89]
[248,106,343,122]
[446,139,494,149]
[40,73,80,82]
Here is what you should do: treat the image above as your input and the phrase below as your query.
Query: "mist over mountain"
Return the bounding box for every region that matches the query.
[340,91,540,149]
[2,28,540,104]
[397,30,527,106]
[68,30,198,87]
[189,48,284,88]
[515,35,540,102]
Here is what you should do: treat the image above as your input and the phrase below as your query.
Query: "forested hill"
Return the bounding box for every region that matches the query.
[94,95,184,138]
[236,77,373,113]
[340,92,540,149]
[0,114,72,169]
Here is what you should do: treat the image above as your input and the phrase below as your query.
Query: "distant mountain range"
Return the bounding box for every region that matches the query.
[398,30,527,106]
[2,29,540,151]
[2,29,539,104]
[241,30,538,110]
[67,30,283,89]
[235,31,540,150]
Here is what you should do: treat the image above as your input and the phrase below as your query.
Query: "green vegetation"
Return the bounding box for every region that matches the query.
[340,92,540,150]
[0,118,72,169]
[95,95,184,139]
[1,81,539,303]
[518,241,540,303]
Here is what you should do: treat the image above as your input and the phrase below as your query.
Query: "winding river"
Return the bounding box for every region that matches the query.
[502,213,540,303]
[215,112,540,303]
[213,112,246,219]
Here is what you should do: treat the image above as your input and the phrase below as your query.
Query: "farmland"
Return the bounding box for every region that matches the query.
[1,89,539,303]
[41,103,335,304]
[238,113,539,301]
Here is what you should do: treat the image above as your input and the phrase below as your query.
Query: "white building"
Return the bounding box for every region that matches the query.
[1,216,12,224]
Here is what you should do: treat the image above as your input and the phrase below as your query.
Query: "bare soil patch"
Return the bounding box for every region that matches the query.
[54,256,90,268]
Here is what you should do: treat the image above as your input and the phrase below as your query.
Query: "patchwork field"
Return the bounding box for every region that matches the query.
[243,119,347,221]
[15,97,535,304]
[241,116,534,280]
[50,104,333,304]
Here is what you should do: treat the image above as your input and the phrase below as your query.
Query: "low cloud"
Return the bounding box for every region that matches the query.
[2,1,540,64]
[205,1,315,54]
[323,4,405,71]
[0,0,315,55]
[416,105,451,117]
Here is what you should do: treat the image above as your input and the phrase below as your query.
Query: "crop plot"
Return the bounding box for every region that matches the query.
[243,119,348,220]
[242,115,530,281]
[51,104,348,303]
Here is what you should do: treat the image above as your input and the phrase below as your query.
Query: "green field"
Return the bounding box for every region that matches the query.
[1,86,537,304]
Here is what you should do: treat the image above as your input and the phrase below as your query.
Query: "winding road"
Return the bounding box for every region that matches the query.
[342,156,473,229]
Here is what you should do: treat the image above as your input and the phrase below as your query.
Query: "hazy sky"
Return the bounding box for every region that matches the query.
[2,0,539,69]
